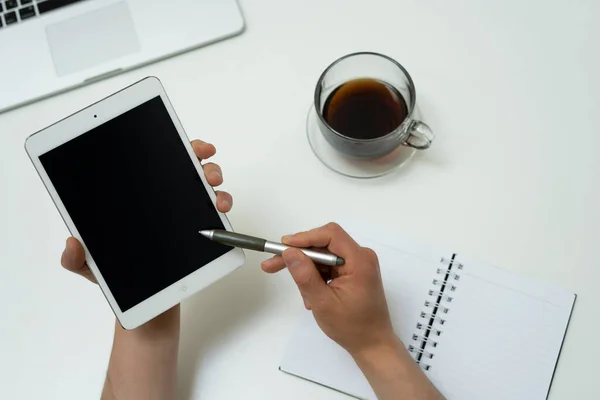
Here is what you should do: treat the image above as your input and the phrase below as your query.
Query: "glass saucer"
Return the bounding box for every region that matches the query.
[306,105,422,178]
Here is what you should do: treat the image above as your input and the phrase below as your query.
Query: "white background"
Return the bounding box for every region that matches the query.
[0,0,597,398]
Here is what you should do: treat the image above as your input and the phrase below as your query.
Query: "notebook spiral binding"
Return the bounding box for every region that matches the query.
[408,254,463,371]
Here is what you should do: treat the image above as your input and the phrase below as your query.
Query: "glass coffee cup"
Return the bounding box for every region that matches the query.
[307,52,434,178]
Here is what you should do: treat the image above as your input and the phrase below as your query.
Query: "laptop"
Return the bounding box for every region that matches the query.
[0,0,245,113]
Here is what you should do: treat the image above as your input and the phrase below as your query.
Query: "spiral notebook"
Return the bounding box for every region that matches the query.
[279,221,576,400]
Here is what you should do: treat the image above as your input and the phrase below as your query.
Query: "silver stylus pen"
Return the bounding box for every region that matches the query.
[199,229,345,266]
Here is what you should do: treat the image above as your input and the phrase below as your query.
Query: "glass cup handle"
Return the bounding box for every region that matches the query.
[405,120,434,150]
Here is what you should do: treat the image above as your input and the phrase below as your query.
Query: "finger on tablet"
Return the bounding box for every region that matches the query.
[215,190,233,213]
[203,162,223,187]
[261,255,285,273]
[191,140,217,160]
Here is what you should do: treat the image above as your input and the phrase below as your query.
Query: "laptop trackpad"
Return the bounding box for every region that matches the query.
[46,2,140,77]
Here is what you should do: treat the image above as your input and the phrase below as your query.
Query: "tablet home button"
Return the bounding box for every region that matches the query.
[181,285,187,292]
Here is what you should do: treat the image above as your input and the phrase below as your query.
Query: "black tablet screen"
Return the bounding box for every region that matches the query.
[40,96,231,312]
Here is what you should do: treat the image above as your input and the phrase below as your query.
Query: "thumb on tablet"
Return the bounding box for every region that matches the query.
[61,237,96,283]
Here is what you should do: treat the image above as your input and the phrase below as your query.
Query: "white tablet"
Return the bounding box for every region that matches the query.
[25,77,245,330]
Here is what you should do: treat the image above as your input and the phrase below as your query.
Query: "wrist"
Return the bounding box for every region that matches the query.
[352,334,444,400]
[348,327,399,359]
[351,334,412,372]
[106,305,181,400]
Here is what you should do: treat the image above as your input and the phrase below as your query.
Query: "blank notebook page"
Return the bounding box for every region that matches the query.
[279,221,576,400]
[427,254,575,399]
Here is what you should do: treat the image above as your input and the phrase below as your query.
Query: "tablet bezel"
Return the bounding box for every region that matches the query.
[25,77,246,330]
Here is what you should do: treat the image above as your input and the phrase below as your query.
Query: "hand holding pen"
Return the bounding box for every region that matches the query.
[200,229,345,266]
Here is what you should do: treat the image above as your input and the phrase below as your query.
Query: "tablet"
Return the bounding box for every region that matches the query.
[25,77,245,329]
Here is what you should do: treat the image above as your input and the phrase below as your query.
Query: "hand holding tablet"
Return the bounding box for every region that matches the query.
[25,77,245,329]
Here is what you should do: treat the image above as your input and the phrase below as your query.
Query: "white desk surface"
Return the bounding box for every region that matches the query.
[0,0,597,398]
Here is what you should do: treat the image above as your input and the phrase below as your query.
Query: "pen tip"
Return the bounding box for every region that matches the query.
[199,230,212,239]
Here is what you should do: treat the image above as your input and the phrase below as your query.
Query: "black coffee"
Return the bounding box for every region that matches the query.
[322,78,408,140]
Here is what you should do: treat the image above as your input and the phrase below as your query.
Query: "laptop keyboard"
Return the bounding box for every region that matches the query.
[0,0,87,28]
